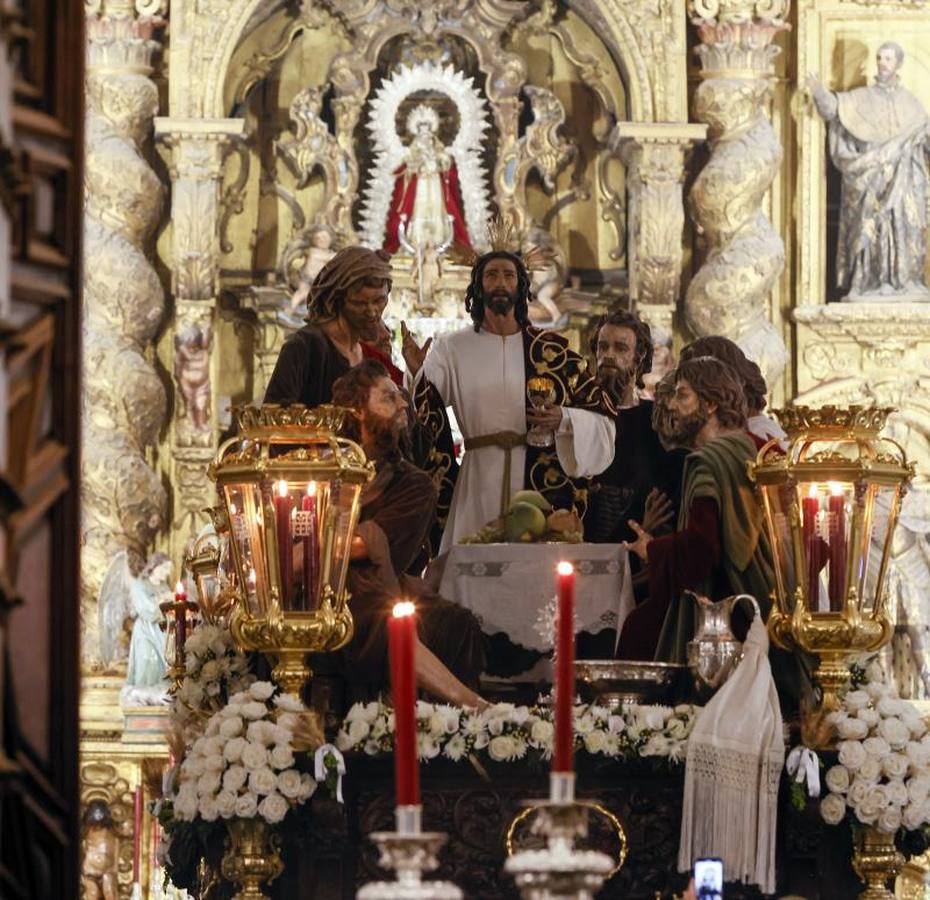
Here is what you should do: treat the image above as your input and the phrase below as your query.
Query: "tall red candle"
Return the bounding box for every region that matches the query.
[132,783,143,882]
[274,480,293,609]
[173,580,187,654]
[828,483,847,611]
[388,601,419,807]
[802,485,820,610]
[301,482,319,611]
[554,561,576,773]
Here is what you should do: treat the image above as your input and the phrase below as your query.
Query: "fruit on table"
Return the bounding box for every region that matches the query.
[504,501,547,542]
[546,509,582,535]
[509,489,552,513]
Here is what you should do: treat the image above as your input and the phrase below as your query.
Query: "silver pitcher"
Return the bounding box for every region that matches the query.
[686,591,751,696]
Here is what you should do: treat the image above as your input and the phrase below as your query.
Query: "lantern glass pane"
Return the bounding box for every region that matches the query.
[225,482,265,615]
[760,481,798,610]
[325,479,362,610]
[857,484,898,615]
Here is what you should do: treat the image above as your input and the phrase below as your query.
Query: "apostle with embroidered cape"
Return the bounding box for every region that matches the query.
[402,239,616,552]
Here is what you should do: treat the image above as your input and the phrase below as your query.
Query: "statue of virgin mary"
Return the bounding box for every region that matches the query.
[383,104,472,252]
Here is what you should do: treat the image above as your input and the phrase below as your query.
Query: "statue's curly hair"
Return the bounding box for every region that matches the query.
[674,356,747,430]
[464,251,532,332]
[680,336,768,413]
[589,308,654,390]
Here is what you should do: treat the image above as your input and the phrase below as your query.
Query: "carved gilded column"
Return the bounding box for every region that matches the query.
[611,123,707,337]
[154,118,245,561]
[82,3,167,670]
[683,0,789,387]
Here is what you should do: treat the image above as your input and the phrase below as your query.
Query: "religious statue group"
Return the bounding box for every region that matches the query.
[262,233,809,712]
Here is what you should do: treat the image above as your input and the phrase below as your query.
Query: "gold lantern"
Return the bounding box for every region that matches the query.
[749,406,914,712]
[209,404,374,696]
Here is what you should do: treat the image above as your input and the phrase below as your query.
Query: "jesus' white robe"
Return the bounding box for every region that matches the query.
[410,326,616,552]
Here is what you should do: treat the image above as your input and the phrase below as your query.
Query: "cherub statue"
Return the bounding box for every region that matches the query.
[98,551,170,702]
[521,225,566,325]
[289,225,337,314]
[174,323,213,433]
[81,799,126,900]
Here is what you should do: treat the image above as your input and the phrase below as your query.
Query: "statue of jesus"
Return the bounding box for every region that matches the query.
[808,43,930,301]
[383,104,472,253]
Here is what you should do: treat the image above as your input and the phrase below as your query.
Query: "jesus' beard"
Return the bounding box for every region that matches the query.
[485,289,516,317]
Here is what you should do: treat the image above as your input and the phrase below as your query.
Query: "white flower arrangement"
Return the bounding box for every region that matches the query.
[335,698,699,766]
[816,663,930,835]
[171,681,317,826]
[172,621,255,743]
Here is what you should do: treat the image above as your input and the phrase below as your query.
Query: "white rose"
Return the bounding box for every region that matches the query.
[222,765,247,793]
[836,717,869,740]
[173,793,198,821]
[583,730,609,754]
[197,772,221,797]
[907,742,930,769]
[203,754,225,773]
[642,735,671,757]
[607,716,624,735]
[223,737,247,764]
[258,792,289,825]
[909,776,930,805]
[878,697,908,718]
[530,719,554,749]
[416,699,434,719]
[488,735,517,762]
[241,701,267,720]
[417,734,441,760]
[485,716,505,737]
[886,779,909,807]
[877,807,902,834]
[858,756,882,784]
[866,682,891,701]
[825,765,851,794]
[277,714,299,733]
[347,718,370,744]
[241,742,269,771]
[838,741,867,771]
[904,714,927,740]
[904,802,927,831]
[269,745,295,770]
[219,717,243,739]
[575,715,595,736]
[444,735,467,762]
[268,725,291,746]
[848,779,872,807]
[354,702,380,724]
[199,798,219,821]
[866,660,886,684]
[820,793,847,826]
[636,707,668,731]
[273,693,304,713]
[858,708,880,728]
[249,682,275,701]
[856,786,889,824]
[276,770,303,799]
[299,774,317,801]
[235,792,258,818]
[215,790,237,818]
[883,754,909,780]
[879,717,910,750]
[844,690,871,712]
[666,718,690,740]
[863,737,891,758]
[248,767,278,796]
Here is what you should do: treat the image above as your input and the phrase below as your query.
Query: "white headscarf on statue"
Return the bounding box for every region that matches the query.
[678,596,784,894]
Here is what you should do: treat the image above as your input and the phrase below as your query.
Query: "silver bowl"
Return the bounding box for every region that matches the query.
[574,660,686,709]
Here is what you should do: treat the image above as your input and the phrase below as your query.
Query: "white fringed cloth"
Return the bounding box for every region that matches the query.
[678,603,784,894]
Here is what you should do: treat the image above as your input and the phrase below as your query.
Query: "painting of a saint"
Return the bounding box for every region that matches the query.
[384,105,472,252]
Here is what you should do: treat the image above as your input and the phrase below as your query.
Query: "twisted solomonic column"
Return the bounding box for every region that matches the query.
[684,0,789,388]
[82,7,167,670]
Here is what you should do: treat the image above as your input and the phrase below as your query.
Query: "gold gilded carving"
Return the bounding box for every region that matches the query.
[83,9,168,672]
[612,123,707,310]
[683,0,789,390]
[80,762,136,899]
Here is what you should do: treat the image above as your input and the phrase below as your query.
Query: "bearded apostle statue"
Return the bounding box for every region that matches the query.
[808,43,930,301]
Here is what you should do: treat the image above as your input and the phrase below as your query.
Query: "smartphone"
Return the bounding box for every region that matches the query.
[693,857,724,899]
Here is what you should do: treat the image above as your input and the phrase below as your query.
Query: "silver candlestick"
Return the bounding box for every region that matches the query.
[505,773,614,900]
[357,805,463,900]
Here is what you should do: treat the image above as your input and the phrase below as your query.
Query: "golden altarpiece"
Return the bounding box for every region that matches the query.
[79,0,930,895]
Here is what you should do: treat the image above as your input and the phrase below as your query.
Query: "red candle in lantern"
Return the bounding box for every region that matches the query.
[301,482,319,611]
[802,485,821,610]
[828,482,847,611]
[554,561,576,774]
[274,480,293,609]
[388,601,419,807]
[132,783,143,882]
[173,579,187,653]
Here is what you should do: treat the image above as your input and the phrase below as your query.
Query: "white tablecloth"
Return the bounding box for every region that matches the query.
[433,543,634,652]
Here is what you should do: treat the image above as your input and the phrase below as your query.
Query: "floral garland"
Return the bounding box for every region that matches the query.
[336,699,699,766]
[790,658,930,844]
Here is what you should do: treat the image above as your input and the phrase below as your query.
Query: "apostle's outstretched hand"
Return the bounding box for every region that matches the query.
[400,321,432,375]
[622,519,653,562]
[642,488,674,535]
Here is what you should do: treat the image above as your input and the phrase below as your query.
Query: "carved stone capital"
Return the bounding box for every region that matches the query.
[610,124,706,308]
[688,0,790,78]
[85,11,161,75]
[155,118,246,181]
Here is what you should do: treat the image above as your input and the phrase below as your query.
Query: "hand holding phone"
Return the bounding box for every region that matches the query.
[693,858,723,900]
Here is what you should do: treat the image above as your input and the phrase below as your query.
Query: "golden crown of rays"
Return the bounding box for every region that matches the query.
[447,214,554,273]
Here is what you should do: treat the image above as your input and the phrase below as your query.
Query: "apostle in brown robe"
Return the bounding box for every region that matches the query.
[331,359,486,707]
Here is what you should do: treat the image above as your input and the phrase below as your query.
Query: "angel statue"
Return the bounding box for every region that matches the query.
[384,104,471,253]
[98,551,171,703]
